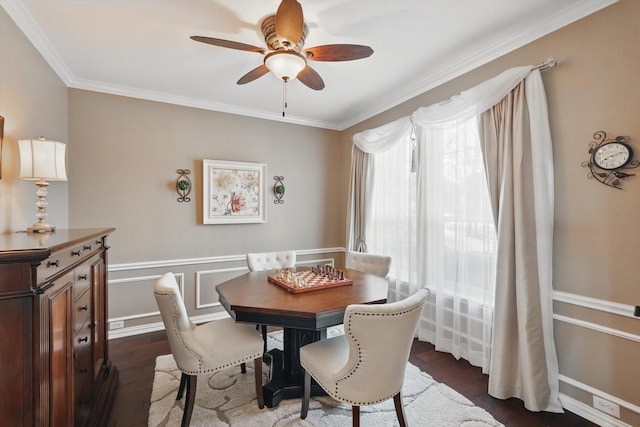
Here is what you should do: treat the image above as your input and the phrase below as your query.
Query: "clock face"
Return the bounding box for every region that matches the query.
[593,142,632,170]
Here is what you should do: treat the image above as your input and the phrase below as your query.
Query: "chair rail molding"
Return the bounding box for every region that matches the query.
[108,247,346,272]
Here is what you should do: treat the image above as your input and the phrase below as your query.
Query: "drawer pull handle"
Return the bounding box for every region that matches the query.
[78,336,88,343]
[83,244,92,250]
[79,305,88,311]
[48,260,60,268]
[78,274,88,280]
[71,250,82,256]
[79,368,88,374]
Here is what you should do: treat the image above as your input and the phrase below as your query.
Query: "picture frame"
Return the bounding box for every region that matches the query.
[202,159,267,224]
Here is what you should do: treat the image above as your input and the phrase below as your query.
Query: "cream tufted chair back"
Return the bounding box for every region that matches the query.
[345,251,391,278]
[154,272,264,426]
[300,288,428,427]
[245,251,296,353]
[246,250,296,272]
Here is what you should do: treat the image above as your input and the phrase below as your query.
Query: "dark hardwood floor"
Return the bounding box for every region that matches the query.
[107,330,596,427]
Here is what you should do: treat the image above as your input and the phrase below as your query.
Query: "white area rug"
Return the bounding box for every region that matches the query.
[149,330,503,426]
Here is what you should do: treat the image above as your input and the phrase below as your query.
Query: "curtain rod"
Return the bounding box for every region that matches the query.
[533,56,557,71]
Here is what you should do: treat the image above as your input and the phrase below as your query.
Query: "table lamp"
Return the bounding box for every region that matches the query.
[18,137,67,233]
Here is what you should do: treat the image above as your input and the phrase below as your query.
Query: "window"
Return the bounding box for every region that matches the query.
[367,117,496,371]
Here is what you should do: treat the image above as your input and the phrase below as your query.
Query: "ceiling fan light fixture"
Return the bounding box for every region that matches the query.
[264,51,306,82]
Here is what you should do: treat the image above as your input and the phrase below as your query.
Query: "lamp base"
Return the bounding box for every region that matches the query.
[26,223,56,233]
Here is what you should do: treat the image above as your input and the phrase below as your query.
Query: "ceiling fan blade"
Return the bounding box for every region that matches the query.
[191,36,265,54]
[304,44,373,61]
[297,66,325,91]
[275,0,304,45]
[237,64,270,85]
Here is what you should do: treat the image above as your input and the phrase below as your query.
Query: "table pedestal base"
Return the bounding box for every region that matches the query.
[263,327,327,408]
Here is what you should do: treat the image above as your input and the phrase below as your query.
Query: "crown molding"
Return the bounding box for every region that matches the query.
[67,77,342,130]
[0,0,74,84]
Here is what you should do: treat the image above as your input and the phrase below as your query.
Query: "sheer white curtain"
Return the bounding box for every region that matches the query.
[415,118,496,372]
[366,135,418,302]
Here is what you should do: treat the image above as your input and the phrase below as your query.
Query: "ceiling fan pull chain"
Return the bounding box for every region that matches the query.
[282,79,288,117]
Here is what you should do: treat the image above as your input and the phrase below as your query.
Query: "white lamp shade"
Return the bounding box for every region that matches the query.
[264,51,306,81]
[19,138,67,181]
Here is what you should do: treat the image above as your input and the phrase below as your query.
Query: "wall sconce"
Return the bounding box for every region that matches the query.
[18,137,67,233]
[176,169,192,202]
[273,175,285,204]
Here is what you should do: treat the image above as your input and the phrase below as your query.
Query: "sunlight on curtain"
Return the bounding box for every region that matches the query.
[417,117,496,373]
[366,117,496,373]
[367,136,417,302]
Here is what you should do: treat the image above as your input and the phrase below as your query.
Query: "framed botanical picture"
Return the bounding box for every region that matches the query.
[202,159,267,224]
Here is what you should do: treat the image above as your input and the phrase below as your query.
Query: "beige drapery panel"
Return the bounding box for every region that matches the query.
[348,117,413,252]
[346,145,371,252]
[478,73,561,412]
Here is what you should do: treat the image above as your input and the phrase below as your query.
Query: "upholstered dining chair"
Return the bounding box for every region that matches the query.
[154,272,264,427]
[345,251,392,278]
[246,250,296,351]
[246,250,296,272]
[300,288,428,427]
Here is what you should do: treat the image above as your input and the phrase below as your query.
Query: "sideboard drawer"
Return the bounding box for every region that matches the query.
[74,289,92,336]
[74,264,92,301]
[37,244,84,282]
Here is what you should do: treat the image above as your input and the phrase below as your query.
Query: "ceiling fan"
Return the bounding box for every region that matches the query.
[191,0,373,90]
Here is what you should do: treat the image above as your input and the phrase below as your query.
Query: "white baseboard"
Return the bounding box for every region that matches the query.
[559,393,633,427]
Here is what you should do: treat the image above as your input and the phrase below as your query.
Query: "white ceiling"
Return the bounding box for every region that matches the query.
[1,0,616,130]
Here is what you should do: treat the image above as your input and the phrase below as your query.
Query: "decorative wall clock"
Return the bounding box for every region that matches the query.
[582,131,639,189]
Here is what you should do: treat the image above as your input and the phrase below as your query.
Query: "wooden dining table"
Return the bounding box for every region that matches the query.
[216,267,389,408]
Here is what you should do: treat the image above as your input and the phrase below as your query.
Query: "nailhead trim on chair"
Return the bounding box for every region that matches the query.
[178,353,263,375]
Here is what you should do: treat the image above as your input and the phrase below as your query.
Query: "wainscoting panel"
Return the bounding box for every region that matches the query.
[552,291,640,427]
[108,273,184,323]
[106,249,343,339]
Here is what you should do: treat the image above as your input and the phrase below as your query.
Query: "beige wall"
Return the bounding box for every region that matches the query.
[68,90,347,263]
[344,1,640,425]
[2,1,639,425]
[0,7,68,233]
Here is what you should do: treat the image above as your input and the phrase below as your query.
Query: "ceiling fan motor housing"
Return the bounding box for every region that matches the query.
[261,14,308,51]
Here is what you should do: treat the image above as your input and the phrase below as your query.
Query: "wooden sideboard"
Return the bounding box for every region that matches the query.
[0,228,118,426]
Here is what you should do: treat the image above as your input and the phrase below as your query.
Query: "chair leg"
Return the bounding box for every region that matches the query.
[240,362,247,374]
[254,356,264,409]
[393,391,408,427]
[181,374,197,427]
[176,372,187,400]
[255,324,268,354]
[352,405,360,427]
[301,369,311,419]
